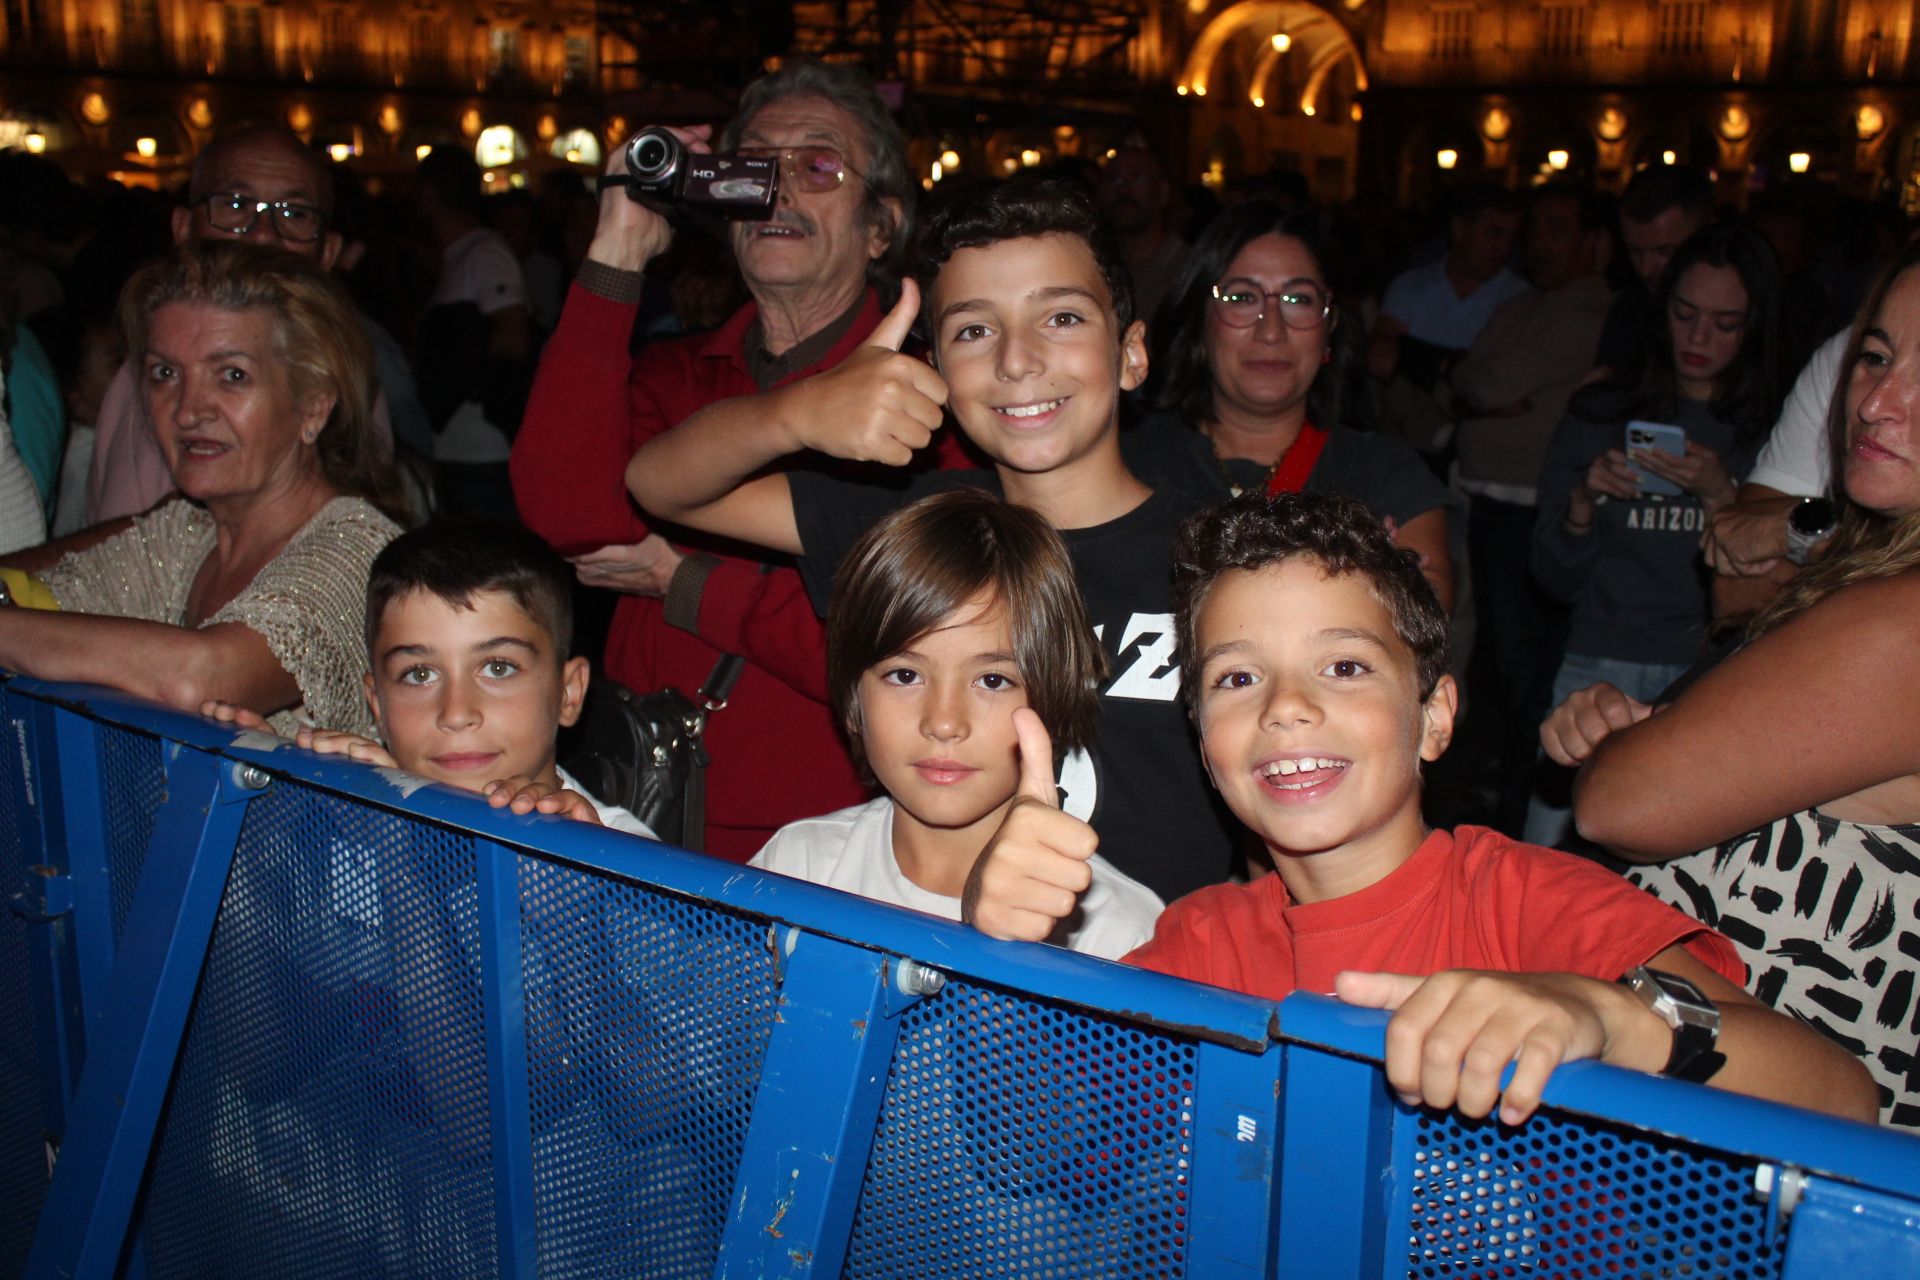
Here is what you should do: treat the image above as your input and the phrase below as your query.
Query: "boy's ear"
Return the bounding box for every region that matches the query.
[1118,318,1149,392]
[1418,673,1458,764]
[361,672,384,736]
[556,656,591,729]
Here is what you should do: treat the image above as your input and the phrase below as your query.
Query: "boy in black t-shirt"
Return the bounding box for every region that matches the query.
[629,177,1236,900]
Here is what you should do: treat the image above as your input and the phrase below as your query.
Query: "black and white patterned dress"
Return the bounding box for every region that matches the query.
[1629,810,1920,1127]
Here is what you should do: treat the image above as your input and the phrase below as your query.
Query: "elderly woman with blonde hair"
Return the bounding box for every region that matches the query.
[0,242,403,737]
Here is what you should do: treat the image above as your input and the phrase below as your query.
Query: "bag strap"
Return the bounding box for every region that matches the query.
[697,653,746,712]
[1264,422,1331,497]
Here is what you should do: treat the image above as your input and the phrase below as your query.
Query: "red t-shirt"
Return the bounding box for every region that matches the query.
[1125,825,1744,998]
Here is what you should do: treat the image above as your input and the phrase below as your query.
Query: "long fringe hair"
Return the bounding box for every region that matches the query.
[119,241,409,522]
[1749,239,1920,637]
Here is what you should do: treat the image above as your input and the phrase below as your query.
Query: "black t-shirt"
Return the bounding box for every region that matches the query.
[787,468,1238,901]
[1120,410,1462,533]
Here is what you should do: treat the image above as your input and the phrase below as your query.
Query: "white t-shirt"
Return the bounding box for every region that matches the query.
[1380,258,1532,350]
[750,797,1162,960]
[1746,328,1848,499]
[430,226,527,465]
[556,764,657,840]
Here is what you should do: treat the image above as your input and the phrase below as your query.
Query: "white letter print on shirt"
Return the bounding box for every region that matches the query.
[1099,614,1183,703]
[1055,615,1184,822]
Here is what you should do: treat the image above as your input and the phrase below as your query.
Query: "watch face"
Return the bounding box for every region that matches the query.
[1790,498,1837,537]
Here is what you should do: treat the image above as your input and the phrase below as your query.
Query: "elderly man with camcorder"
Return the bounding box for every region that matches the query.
[510,58,941,860]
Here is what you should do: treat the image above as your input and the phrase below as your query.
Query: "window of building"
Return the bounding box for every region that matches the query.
[488,26,520,81]
[222,4,263,66]
[1539,2,1588,57]
[1429,4,1474,60]
[121,0,161,49]
[321,9,354,62]
[562,35,591,85]
[1656,0,1708,55]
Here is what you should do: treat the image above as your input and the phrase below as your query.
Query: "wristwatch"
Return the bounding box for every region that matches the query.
[1622,966,1725,1082]
[1785,496,1838,566]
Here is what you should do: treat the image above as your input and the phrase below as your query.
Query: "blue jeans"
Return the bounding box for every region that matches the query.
[1521,651,1693,848]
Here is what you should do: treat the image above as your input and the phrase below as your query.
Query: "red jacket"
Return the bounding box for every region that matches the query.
[512,282,886,860]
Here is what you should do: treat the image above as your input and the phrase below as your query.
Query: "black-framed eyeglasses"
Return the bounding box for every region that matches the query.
[1209,278,1333,330]
[200,193,327,243]
[733,145,867,193]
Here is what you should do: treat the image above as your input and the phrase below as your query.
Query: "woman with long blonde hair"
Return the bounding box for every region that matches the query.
[1552,237,1920,1127]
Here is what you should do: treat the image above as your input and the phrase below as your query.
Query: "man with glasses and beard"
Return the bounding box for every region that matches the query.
[84,123,421,525]
[510,58,955,859]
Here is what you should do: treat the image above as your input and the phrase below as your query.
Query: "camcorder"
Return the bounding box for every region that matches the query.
[603,127,779,216]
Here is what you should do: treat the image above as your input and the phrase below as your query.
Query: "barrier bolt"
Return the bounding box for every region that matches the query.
[895,959,946,997]
[231,763,273,791]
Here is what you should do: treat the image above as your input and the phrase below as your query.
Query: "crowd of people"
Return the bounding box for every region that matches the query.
[2,57,1915,1133]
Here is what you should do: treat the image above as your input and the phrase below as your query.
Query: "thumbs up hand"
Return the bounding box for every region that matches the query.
[780,279,950,466]
[961,709,1100,943]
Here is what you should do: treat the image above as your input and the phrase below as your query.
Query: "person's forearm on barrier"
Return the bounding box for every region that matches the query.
[0,517,134,575]
[1336,943,1878,1124]
[0,609,300,717]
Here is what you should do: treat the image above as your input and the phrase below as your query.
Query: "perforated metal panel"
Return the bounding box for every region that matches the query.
[99,724,166,941]
[0,689,49,1277]
[844,977,1197,1279]
[141,782,500,1277]
[1404,1108,1781,1278]
[520,858,779,1278]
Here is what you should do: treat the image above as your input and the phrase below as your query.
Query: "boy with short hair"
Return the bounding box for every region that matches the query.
[211,521,653,835]
[629,177,1237,902]
[967,491,1877,1125]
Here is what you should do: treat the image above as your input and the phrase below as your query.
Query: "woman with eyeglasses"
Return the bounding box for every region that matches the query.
[0,243,403,737]
[1524,225,1785,844]
[1125,202,1459,608]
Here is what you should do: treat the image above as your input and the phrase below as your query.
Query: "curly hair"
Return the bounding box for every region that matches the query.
[1749,242,1920,638]
[119,241,406,521]
[1173,491,1450,702]
[826,488,1107,779]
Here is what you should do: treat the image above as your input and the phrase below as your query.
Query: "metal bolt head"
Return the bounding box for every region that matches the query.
[895,960,946,997]
[231,763,272,791]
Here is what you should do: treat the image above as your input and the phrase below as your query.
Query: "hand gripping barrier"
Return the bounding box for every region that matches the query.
[3,673,1918,1279]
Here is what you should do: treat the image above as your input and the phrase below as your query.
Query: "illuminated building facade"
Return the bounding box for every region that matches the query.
[0,0,605,186]
[1,0,1914,209]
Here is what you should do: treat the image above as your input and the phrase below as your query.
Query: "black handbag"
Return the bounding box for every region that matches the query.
[559,655,744,850]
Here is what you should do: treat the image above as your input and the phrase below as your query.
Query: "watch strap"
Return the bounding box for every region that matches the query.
[1623,966,1725,1083]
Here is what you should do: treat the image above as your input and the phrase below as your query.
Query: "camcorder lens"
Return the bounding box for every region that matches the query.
[628,131,675,180]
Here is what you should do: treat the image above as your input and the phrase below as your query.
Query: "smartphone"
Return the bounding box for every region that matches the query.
[1624,420,1687,498]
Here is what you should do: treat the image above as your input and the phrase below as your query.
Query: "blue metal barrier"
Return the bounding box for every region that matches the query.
[3,673,1916,1279]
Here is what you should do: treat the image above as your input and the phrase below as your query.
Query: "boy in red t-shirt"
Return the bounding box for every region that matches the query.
[966,491,1878,1125]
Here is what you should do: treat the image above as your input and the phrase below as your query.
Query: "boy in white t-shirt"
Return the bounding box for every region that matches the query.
[750,490,1162,958]
[209,521,651,836]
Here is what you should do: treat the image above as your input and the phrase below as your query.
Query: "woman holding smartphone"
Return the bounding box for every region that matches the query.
[1551,239,1920,1126]
[1524,225,1785,843]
